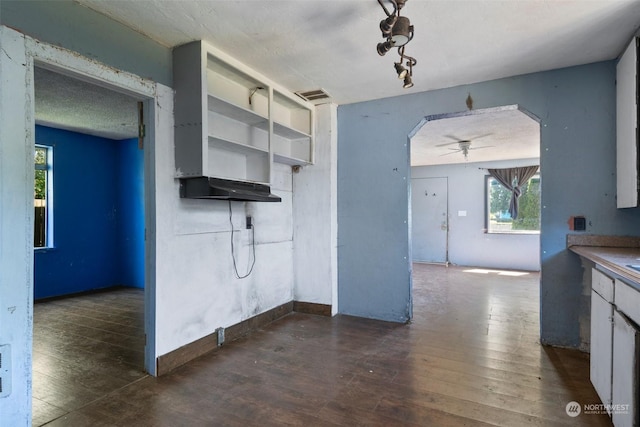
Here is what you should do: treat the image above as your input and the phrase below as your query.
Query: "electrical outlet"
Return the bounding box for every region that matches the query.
[246,216,252,229]
[216,327,225,346]
[574,216,586,231]
[0,344,11,398]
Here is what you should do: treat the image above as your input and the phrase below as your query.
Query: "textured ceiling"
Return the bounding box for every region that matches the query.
[35,1,640,151]
[73,0,640,105]
[35,66,139,140]
[411,106,540,166]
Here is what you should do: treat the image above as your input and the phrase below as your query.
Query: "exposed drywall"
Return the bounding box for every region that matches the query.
[0,0,172,87]
[34,127,144,298]
[412,158,540,272]
[338,62,640,345]
[293,103,338,311]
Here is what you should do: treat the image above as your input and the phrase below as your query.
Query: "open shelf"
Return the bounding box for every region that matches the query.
[273,121,311,140]
[174,40,315,183]
[208,95,268,127]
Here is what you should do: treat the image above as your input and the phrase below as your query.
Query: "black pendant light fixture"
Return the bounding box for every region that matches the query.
[376,0,416,89]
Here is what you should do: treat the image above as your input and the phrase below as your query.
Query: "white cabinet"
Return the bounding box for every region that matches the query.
[591,269,615,410]
[616,36,639,208]
[591,268,640,426]
[612,309,639,427]
[173,40,314,185]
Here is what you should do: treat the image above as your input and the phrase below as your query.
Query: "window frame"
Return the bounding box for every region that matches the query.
[485,172,540,235]
[34,144,54,249]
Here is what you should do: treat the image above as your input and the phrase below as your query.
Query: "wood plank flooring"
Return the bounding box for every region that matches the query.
[34,265,612,426]
[32,288,146,426]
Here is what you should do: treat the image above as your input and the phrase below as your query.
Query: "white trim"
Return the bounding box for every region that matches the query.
[24,34,161,376]
[26,38,156,98]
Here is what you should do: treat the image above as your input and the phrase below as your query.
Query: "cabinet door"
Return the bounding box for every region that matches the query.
[612,309,639,427]
[616,36,639,208]
[591,290,613,409]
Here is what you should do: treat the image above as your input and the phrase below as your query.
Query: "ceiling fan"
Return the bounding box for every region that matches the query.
[437,134,494,160]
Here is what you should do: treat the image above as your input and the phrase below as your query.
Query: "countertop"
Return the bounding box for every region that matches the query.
[567,235,640,284]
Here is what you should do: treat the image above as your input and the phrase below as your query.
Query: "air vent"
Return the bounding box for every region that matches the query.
[295,89,331,105]
[0,344,10,398]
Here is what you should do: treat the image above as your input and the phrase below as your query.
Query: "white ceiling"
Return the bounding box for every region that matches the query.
[35,66,139,140]
[34,1,640,154]
[410,105,540,166]
[72,0,640,105]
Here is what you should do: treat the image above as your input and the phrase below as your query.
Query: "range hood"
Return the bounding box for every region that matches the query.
[179,177,281,202]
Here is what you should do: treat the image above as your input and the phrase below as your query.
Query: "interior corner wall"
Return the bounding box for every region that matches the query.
[338,61,640,346]
[412,158,540,272]
[34,126,143,299]
[293,103,338,310]
[117,138,145,289]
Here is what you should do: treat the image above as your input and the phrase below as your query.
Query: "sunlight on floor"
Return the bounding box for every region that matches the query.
[463,268,530,277]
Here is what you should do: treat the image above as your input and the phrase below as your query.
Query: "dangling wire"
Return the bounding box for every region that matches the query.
[228,200,256,279]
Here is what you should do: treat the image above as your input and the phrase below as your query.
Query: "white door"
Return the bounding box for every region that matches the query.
[411,177,448,263]
[612,309,639,427]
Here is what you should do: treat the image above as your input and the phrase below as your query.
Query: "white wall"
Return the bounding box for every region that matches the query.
[293,103,338,312]
[0,26,33,426]
[412,158,541,271]
[155,157,295,355]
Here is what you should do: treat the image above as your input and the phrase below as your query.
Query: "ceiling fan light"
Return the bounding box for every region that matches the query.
[377,41,393,56]
[403,74,413,89]
[394,62,408,79]
[391,16,412,47]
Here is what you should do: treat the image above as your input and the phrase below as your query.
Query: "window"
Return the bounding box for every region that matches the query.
[34,145,53,248]
[486,173,540,234]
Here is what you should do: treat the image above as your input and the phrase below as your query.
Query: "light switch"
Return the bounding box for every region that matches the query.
[458,210,467,217]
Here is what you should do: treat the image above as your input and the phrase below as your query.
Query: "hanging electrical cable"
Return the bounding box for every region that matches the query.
[228,201,256,279]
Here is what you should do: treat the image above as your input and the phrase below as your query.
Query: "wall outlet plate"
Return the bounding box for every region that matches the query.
[0,344,11,398]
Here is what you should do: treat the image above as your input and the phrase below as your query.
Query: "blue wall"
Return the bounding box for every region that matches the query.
[34,126,144,299]
[0,1,171,87]
[338,61,640,346]
[117,138,145,290]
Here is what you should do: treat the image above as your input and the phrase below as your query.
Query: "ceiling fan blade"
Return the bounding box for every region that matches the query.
[470,133,493,141]
[469,145,495,150]
[435,141,461,147]
[446,147,461,151]
[439,151,461,157]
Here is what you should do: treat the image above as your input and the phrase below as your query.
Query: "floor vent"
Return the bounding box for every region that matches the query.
[0,344,10,398]
[295,89,331,104]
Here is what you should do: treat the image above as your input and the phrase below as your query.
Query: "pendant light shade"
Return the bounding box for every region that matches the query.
[390,16,413,47]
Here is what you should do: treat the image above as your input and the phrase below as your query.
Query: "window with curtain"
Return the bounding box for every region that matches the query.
[486,170,540,234]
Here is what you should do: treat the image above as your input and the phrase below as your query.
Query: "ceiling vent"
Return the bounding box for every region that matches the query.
[295,89,331,105]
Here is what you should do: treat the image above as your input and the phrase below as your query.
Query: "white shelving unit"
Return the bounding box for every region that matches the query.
[173,40,315,185]
[272,89,314,166]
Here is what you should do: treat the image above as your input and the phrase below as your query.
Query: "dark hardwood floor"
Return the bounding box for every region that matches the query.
[32,287,146,426]
[34,265,611,426]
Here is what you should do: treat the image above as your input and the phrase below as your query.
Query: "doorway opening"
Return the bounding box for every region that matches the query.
[409,105,541,272]
[31,62,153,426]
